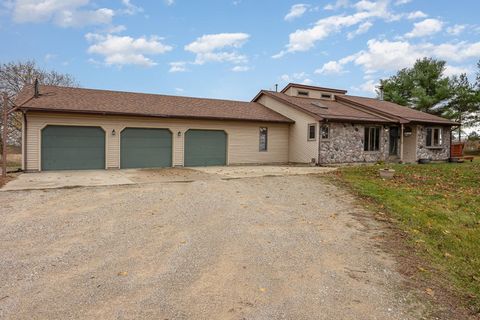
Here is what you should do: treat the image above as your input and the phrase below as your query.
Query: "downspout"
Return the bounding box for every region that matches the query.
[400,124,404,163]
[23,110,27,172]
[318,121,322,165]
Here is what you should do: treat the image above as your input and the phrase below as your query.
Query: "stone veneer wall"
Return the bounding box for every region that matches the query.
[416,125,450,161]
[319,122,389,164]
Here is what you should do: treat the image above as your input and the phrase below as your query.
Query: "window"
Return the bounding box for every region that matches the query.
[308,124,316,140]
[364,127,380,151]
[321,93,332,99]
[259,127,268,151]
[297,90,309,97]
[321,124,330,139]
[426,127,442,147]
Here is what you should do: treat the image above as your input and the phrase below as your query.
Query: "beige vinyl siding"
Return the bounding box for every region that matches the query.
[25,112,289,171]
[257,95,318,164]
[402,125,417,163]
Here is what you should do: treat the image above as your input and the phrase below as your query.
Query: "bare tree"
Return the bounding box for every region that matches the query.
[0,60,78,151]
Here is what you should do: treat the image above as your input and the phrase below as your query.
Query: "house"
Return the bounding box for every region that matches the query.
[15,82,457,171]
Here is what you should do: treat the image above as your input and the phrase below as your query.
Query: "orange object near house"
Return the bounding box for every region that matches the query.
[451,143,464,158]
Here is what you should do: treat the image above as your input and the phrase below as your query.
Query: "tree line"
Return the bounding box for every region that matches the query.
[380,57,480,140]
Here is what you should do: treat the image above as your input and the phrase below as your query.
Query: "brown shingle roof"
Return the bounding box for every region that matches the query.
[257,91,397,123]
[15,85,294,123]
[338,95,458,125]
[253,90,457,126]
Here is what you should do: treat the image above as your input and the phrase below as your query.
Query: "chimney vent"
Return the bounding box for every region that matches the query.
[377,81,384,101]
[34,78,40,98]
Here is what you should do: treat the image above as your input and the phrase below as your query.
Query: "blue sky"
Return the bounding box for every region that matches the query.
[1,0,479,101]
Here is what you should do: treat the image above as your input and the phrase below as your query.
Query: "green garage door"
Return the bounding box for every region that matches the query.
[120,128,172,169]
[184,130,227,166]
[41,125,105,171]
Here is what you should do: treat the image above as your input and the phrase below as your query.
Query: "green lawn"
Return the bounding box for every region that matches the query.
[331,160,480,310]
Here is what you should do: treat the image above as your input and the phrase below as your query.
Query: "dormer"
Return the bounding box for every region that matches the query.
[281,83,347,100]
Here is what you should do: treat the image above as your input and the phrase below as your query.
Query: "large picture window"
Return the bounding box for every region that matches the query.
[426,127,442,147]
[259,127,268,151]
[364,127,380,151]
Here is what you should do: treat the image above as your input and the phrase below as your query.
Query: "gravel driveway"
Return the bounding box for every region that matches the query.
[0,172,426,319]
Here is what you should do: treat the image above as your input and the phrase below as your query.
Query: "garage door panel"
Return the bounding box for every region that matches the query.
[121,128,172,169]
[41,126,105,171]
[184,130,226,166]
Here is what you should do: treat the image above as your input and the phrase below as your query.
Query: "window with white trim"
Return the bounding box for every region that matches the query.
[259,127,268,151]
[426,127,442,147]
[364,127,380,151]
[308,124,316,140]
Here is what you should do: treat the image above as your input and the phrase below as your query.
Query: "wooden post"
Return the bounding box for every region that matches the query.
[399,124,404,163]
[2,93,8,178]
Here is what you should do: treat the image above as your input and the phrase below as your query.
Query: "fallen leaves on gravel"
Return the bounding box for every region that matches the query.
[425,288,435,296]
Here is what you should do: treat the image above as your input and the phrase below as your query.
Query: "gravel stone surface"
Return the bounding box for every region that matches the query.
[0,174,426,319]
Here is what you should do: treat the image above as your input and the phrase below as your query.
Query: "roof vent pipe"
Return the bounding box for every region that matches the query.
[34,78,39,98]
[377,82,384,101]
[275,84,278,92]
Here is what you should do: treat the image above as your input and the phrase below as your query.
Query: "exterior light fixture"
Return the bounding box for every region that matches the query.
[112,129,116,136]
[177,131,181,137]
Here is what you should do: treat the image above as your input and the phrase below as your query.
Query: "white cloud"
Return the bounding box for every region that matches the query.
[279,71,311,83]
[274,0,401,57]
[447,24,466,36]
[315,54,358,74]
[86,33,172,67]
[285,4,308,21]
[324,0,349,10]
[175,87,184,93]
[44,53,56,61]
[104,24,127,34]
[407,11,427,20]
[280,74,290,82]
[405,18,443,38]
[394,0,412,5]
[315,61,344,74]
[322,39,480,75]
[231,65,250,72]
[185,33,250,65]
[120,0,143,15]
[444,65,470,77]
[169,61,188,72]
[10,0,114,27]
[351,79,377,94]
[347,21,373,39]
[165,0,175,5]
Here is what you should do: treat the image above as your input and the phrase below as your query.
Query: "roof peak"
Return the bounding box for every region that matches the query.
[280,83,347,94]
[34,84,252,105]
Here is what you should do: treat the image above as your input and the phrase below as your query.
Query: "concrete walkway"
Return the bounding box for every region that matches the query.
[1,166,336,191]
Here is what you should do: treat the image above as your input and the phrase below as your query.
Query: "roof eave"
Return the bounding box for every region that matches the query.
[19,107,295,124]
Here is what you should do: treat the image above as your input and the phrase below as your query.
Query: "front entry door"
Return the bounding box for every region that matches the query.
[389,126,399,156]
